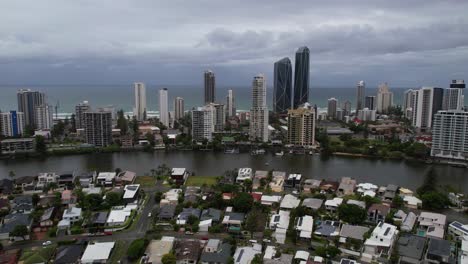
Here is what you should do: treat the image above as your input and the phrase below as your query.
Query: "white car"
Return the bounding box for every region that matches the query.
[42,241,52,246]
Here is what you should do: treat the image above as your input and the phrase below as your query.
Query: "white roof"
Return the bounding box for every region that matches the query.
[419,212,447,226]
[294,251,310,261]
[347,199,366,209]
[145,237,175,264]
[107,209,131,224]
[171,168,186,175]
[237,168,253,180]
[264,246,276,260]
[280,194,300,209]
[314,256,324,263]
[261,195,282,203]
[82,186,101,195]
[199,219,213,227]
[364,222,398,247]
[97,172,116,181]
[403,195,422,206]
[123,184,140,199]
[63,207,82,218]
[296,215,313,232]
[234,246,261,264]
[288,174,302,180]
[363,190,376,197]
[81,242,115,263]
[270,210,290,230]
[325,198,343,207]
[357,183,378,192]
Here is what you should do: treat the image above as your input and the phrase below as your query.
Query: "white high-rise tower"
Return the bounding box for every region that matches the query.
[249,74,269,142]
[159,88,169,127]
[226,89,236,118]
[133,82,147,121]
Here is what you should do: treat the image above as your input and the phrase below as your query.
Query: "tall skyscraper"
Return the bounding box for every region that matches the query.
[226,89,236,118]
[450,79,466,89]
[343,101,352,116]
[443,80,465,111]
[204,70,215,104]
[376,83,394,114]
[249,74,269,142]
[17,89,46,128]
[431,110,468,160]
[35,104,53,130]
[75,101,91,129]
[174,97,185,120]
[403,89,417,121]
[357,108,376,122]
[293,47,310,108]
[410,87,444,131]
[365,96,376,110]
[273,57,292,113]
[327,98,338,119]
[356,80,365,111]
[206,103,226,132]
[133,82,147,121]
[159,88,169,127]
[0,111,25,137]
[192,106,214,141]
[84,110,112,147]
[287,105,315,146]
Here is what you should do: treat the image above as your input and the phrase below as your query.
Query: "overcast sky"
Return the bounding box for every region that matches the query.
[1,0,468,88]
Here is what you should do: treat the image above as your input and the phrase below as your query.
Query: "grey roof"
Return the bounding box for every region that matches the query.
[200,208,222,222]
[55,244,85,264]
[397,235,427,262]
[302,198,323,210]
[159,204,176,219]
[14,176,36,185]
[175,239,201,261]
[226,212,245,222]
[92,211,109,224]
[178,208,201,221]
[264,254,294,264]
[0,213,32,234]
[13,195,33,205]
[40,207,55,222]
[315,220,340,237]
[401,212,417,232]
[340,224,369,240]
[200,243,232,264]
[427,239,451,257]
[386,184,399,192]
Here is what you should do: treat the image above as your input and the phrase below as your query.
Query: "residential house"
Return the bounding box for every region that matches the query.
[368,203,390,223]
[418,212,447,239]
[403,196,422,209]
[55,244,85,264]
[356,183,378,197]
[61,190,76,205]
[325,198,343,213]
[303,179,321,193]
[171,168,189,185]
[236,168,253,183]
[158,204,176,220]
[82,184,102,195]
[200,240,232,264]
[362,222,399,262]
[394,211,417,232]
[177,208,201,225]
[347,199,366,209]
[88,211,109,229]
[261,195,282,206]
[11,195,33,214]
[116,171,136,185]
[96,172,116,186]
[295,215,313,240]
[320,180,339,193]
[383,184,399,202]
[461,240,468,264]
[270,210,290,244]
[36,172,58,189]
[302,198,323,211]
[448,221,468,240]
[253,170,268,190]
[142,236,175,264]
[57,171,76,188]
[39,207,55,228]
[397,234,427,264]
[107,206,133,226]
[0,213,33,240]
[161,189,182,205]
[285,173,302,188]
[184,186,201,204]
[233,244,262,264]
[294,250,310,263]
[199,219,213,232]
[81,242,115,264]
[314,220,341,238]
[337,177,357,196]
[76,171,97,187]
[175,239,201,264]
[123,184,140,203]
[62,206,82,224]
[222,207,245,233]
[279,194,300,210]
[200,208,222,223]
[14,176,36,192]
[269,173,285,193]
[425,239,453,264]
[339,224,369,243]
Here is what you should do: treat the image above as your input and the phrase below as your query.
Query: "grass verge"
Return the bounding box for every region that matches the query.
[185,176,218,186]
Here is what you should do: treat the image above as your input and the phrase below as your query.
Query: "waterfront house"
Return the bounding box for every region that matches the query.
[0,179,13,195]
[96,172,116,186]
[362,222,399,262]
[285,173,302,188]
[261,195,282,206]
[269,173,285,193]
[57,171,76,188]
[396,234,427,264]
[356,182,378,197]
[270,210,290,244]
[337,177,357,196]
[303,179,321,193]
[200,240,232,264]
[253,170,268,190]
[320,180,339,193]
[295,215,313,240]
[383,184,399,202]
[14,176,36,192]
[0,138,35,154]
[236,168,253,183]
[233,244,262,264]
[62,206,82,224]
[280,194,300,210]
[302,198,323,211]
[171,168,189,185]
[403,196,423,209]
[11,195,33,214]
[314,220,341,238]
[425,239,453,264]
[76,171,97,188]
[81,242,115,264]
[339,224,369,243]
[177,208,201,225]
[143,236,175,264]
[158,204,176,220]
[55,244,85,264]
[39,207,55,228]
[448,221,468,239]
[418,212,446,239]
[36,172,58,189]
[123,184,140,203]
[367,203,390,223]
[175,239,201,264]
[0,213,32,240]
[325,197,343,213]
[116,171,136,185]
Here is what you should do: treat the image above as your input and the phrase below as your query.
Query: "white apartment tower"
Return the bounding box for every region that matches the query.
[192,106,214,141]
[206,103,225,132]
[408,87,444,131]
[443,89,464,111]
[159,88,169,127]
[226,89,236,118]
[133,82,147,121]
[376,83,394,114]
[35,104,53,130]
[174,97,185,120]
[0,111,25,137]
[431,110,468,160]
[75,101,90,129]
[356,80,365,111]
[249,74,269,142]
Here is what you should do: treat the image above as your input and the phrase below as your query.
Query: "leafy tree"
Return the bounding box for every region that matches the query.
[51,120,66,138]
[417,168,437,196]
[243,179,253,192]
[245,210,263,237]
[161,253,176,264]
[10,225,29,240]
[251,254,263,264]
[116,110,129,135]
[127,238,148,260]
[84,193,103,210]
[421,192,450,210]
[146,132,155,147]
[392,195,404,209]
[187,215,199,226]
[105,192,122,207]
[35,135,47,154]
[154,192,163,203]
[337,204,367,225]
[232,192,253,213]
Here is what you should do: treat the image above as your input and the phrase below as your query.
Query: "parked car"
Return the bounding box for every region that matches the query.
[42,241,52,246]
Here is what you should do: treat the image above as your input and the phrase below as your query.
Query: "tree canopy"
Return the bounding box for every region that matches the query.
[337,203,367,225]
[232,192,253,213]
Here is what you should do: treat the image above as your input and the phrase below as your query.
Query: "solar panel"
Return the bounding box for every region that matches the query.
[236,249,244,262]
[384,227,391,236]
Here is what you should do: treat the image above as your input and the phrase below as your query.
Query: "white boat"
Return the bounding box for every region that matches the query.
[275,151,284,156]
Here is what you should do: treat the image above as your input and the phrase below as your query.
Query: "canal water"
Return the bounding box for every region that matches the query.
[0,152,467,191]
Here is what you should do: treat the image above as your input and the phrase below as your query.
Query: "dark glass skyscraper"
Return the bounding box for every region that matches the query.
[204,70,215,104]
[273,57,292,113]
[293,46,310,108]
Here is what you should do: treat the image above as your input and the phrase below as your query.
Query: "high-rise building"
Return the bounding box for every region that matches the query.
[343,100,352,116]
[403,89,417,121]
[84,110,112,147]
[174,97,185,120]
[410,87,444,131]
[287,105,315,146]
[443,88,464,111]
[0,111,25,137]
[365,96,376,110]
[376,83,393,113]
[17,89,46,128]
[327,98,338,119]
[192,106,214,141]
[431,110,468,160]
[133,82,147,121]
[450,79,466,89]
[293,47,310,108]
[206,103,225,132]
[356,81,365,111]
[75,101,91,129]
[273,57,292,113]
[204,70,215,104]
[357,108,376,122]
[159,88,169,127]
[35,104,53,130]
[249,74,269,142]
[226,89,236,118]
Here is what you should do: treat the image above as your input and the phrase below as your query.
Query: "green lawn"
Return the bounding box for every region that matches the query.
[185,176,218,186]
[135,176,156,187]
[19,245,56,264]
[109,240,129,264]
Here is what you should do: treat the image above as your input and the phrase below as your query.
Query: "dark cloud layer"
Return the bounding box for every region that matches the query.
[0,0,467,87]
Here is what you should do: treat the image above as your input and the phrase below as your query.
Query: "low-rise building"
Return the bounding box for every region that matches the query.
[177,208,201,225]
[161,189,182,205]
[303,179,321,193]
[158,204,176,220]
[0,213,33,240]
[403,196,422,209]
[363,222,399,262]
[396,234,427,264]
[280,194,300,210]
[383,184,399,202]
[337,177,357,196]
[325,198,343,212]
[62,206,82,224]
[0,138,35,154]
[302,198,323,211]
[107,206,134,226]
[339,224,369,243]
[285,173,302,188]
[200,240,232,264]
[236,168,253,183]
[200,208,222,223]
[270,210,290,244]
[261,195,282,206]
[171,168,189,185]
[295,215,313,240]
[116,171,136,185]
[314,220,341,238]
[55,244,85,264]
[425,239,453,264]
[81,242,115,264]
[269,173,285,193]
[233,244,262,264]
[123,184,140,203]
[39,207,55,227]
[418,212,446,239]
[175,239,201,264]
[347,199,366,209]
[96,172,116,186]
[368,203,390,223]
[448,221,468,239]
[142,236,175,264]
[36,172,58,189]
